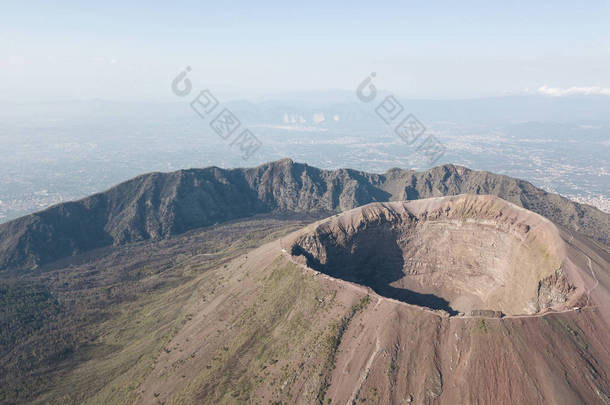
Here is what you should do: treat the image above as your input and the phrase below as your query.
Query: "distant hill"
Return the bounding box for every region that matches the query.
[1,158,608,271]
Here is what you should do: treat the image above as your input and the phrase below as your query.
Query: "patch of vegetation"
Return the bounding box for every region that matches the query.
[0,216,311,404]
[0,280,60,349]
[317,295,371,404]
[387,358,399,376]
[544,316,590,352]
[170,260,335,404]
[477,319,488,333]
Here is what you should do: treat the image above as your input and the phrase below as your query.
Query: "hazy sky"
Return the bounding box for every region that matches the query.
[2,0,609,102]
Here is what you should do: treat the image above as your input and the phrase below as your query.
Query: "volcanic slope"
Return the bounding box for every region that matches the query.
[133,194,610,405]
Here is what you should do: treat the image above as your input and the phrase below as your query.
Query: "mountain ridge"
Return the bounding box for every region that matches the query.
[1,158,608,271]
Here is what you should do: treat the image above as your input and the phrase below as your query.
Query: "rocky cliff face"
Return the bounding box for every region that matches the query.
[1,158,608,270]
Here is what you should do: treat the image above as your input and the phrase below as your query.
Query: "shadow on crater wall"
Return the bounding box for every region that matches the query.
[291,226,458,315]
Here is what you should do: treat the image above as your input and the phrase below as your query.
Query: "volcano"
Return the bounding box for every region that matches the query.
[1,162,608,405]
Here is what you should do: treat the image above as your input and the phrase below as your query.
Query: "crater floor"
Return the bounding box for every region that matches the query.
[290,195,577,316]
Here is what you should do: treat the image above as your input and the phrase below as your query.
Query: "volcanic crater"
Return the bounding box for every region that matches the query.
[290,194,577,316]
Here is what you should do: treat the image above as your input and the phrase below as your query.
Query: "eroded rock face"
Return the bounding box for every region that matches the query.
[290,195,576,316]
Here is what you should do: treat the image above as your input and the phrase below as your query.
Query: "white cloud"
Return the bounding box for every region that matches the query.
[537,85,610,96]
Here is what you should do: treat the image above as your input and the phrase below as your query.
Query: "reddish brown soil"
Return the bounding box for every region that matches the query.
[137,195,610,405]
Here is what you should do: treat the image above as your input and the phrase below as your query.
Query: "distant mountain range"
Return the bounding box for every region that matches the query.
[2,94,610,125]
[1,158,608,271]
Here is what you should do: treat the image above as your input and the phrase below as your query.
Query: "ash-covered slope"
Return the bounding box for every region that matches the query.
[1,159,608,270]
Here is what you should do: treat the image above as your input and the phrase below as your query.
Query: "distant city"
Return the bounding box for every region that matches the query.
[1,96,609,223]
